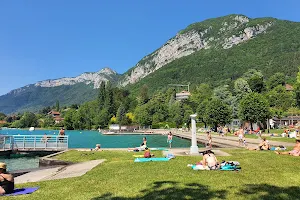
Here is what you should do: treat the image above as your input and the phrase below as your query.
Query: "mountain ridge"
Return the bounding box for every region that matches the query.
[1,14,300,114]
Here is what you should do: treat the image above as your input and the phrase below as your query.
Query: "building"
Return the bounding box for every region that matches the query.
[272,116,300,128]
[48,111,64,124]
[175,90,191,101]
[285,84,294,91]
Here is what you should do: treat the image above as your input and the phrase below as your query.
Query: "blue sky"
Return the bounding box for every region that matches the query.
[0,0,300,95]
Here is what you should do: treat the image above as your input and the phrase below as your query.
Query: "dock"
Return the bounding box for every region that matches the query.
[0,135,69,156]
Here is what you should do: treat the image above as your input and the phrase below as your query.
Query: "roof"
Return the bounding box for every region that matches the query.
[0,120,7,124]
[273,116,300,121]
[176,90,191,96]
[48,111,60,115]
[285,84,294,91]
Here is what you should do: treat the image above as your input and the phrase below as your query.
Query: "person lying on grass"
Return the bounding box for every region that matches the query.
[0,162,14,195]
[247,138,270,151]
[128,137,147,151]
[199,150,219,170]
[275,138,300,156]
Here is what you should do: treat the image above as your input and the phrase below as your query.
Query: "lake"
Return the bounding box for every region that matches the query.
[0,129,191,148]
[0,129,193,171]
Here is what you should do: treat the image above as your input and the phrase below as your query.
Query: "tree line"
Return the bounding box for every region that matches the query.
[2,68,300,130]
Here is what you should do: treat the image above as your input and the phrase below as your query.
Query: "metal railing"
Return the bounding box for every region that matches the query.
[0,135,69,151]
[0,136,13,150]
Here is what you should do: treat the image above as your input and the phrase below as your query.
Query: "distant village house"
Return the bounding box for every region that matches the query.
[175,90,191,101]
[48,110,64,124]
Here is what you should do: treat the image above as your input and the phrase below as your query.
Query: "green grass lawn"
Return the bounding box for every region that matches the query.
[5,149,300,200]
[243,134,297,143]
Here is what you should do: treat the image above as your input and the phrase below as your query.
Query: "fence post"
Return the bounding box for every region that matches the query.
[56,136,58,150]
[34,136,36,150]
[3,137,6,150]
[22,136,25,149]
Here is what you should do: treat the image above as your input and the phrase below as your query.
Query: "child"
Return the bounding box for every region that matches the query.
[167,132,173,148]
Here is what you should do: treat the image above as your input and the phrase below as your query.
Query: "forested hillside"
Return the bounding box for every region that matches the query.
[127,19,300,95]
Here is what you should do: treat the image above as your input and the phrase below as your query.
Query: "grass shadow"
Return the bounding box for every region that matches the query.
[91,181,227,200]
[239,184,300,200]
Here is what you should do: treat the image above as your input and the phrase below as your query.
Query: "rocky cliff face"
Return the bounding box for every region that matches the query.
[119,15,274,86]
[34,67,118,89]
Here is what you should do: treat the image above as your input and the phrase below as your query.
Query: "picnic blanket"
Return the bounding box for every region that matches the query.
[134,158,170,162]
[3,187,39,196]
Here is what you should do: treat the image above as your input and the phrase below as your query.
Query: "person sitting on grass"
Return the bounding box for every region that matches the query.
[0,162,14,195]
[275,138,300,156]
[199,150,219,170]
[248,138,270,150]
[144,147,154,158]
[128,137,147,151]
[94,144,101,151]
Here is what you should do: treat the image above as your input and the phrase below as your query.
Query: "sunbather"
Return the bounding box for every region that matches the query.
[128,137,147,151]
[0,163,14,195]
[199,150,219,170]
[275,138,300,156]
[248,138,270,150]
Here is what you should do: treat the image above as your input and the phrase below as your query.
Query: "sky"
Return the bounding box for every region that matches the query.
[0,0,300,95]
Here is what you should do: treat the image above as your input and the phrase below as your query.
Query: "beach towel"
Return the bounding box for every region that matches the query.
[149,148,168,151]
[3,187,39,196]
[134,158,170,162]
[133,155,145,158]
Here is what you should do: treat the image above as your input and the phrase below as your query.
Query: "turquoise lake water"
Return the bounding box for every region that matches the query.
[0,129,191,148]
[0,129,192,171]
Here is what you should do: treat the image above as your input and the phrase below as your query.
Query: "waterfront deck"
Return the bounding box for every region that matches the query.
[0,135,69,155]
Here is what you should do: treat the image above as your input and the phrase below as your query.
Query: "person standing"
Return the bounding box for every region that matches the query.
[238,127,244,146]
[167,132,173,148]
[59,128,65,142]
[207,131,212,149]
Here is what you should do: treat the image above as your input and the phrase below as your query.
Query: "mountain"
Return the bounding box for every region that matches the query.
[0,68,119,113]
[119,15,274,86]
[122,14,300,94]
[1,14,300,113]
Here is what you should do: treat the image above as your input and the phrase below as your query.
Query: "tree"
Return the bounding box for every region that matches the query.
[43,116,55,128]
[134,104,152,126]
[40,106,51,115]
[267,72,285,89]
[0,113,6,120]
[169,101,184,128]
[56,100,60,111]
[213,85,233,105]
[204,98,232,131]
[104,82,115,118]
[190,83,212,111]
[234,78,252,98]
[19,112,38,128]
[116,104,128,126]
[265,85,295,111]
[197,99,209,127]
[98,81,106,109]
[238,93,270,129]
[139,84,149,105]
[247,75,265,93]
[64,108,76,130]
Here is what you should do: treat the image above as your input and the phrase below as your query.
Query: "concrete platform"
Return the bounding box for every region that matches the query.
[15,159,105,184]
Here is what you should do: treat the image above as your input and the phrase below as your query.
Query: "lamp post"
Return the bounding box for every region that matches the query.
[190,114,199,154]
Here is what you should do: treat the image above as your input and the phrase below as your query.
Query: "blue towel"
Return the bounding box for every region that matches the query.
[3,187,39,196]
[134,157,170,162]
